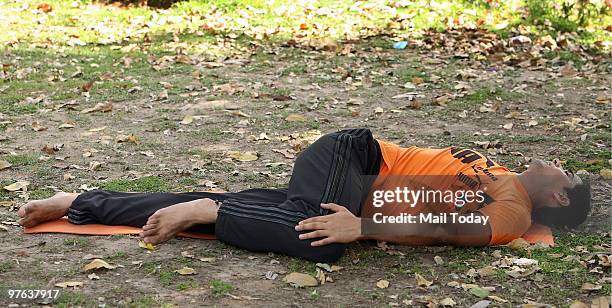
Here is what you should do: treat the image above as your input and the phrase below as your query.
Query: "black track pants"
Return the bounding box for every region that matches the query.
[68,128,381,262]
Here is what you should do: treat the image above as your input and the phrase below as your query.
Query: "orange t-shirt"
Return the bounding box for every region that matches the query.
[363,139,532,245]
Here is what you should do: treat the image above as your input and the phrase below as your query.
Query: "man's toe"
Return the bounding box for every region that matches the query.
[17,204,30,217]
[142,224,157,231]
[142,228,158,238]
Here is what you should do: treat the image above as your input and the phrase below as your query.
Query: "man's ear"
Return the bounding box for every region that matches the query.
[553,191,570,207]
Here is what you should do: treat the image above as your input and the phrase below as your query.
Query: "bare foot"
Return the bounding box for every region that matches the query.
[18,192,79,228]
[140,198,219,245]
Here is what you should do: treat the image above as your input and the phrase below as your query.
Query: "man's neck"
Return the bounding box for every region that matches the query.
[517,172,540,209]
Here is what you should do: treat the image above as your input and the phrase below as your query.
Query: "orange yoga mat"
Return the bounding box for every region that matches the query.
[24,217,554,246]
[24,217,216,240]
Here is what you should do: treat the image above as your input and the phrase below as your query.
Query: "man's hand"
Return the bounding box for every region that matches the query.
[295,203,361,247]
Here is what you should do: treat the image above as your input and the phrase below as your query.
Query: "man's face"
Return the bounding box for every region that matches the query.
[528,158,582,208]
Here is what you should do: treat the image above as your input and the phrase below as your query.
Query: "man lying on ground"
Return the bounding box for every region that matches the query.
[17,128,590,262]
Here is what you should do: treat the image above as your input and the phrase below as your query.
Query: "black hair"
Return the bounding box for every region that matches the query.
[531,182,591,228]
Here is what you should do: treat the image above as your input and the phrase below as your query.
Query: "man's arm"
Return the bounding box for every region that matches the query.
[296,204,491,247]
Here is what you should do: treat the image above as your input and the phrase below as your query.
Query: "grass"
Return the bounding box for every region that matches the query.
[55,291,93,307]
[209,279,233,298]
[0,260,14,273]
[3,153,39,166]
[98,176,170,192]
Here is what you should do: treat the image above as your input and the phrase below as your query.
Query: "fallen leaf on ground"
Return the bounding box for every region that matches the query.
[487,295,507,303]
[175,267,197,275]
[591,296,610,307]
[55,281,83,288]
[227,151,258,162]
[0,160,11,171]
[285,114,306,122]
[376,279,389,289]
[4,181,30,192]
[599,169,612,179]
[138,240,155,251]
[283,272,318,287]
[81,259,116,272]
[82,102,112,114]
[31,121,47,132]
[580,282,601,291]
[415,273,432,287]
[180,115,194,125]
[440,297,456,306]
[59,122,75,129]
[469,286,490,298]
[87,273,100,280]
[507,238,530,250]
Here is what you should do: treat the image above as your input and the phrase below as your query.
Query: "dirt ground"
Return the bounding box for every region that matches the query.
[1,35,611,307]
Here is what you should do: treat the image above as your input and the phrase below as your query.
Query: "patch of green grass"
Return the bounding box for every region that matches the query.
[448,87,524,111]
[63,237,92,248]
[281,65,306,76]
[159,270,178,286]
[130,295,158,308]
[398,67,429,82]
[98,176,169,192]
[0,260,14,273]
[148,117,179,131]
[3,153,39,166]
[287,258,317,275]
[176,279,198,291]
[209,279,233,298]
[107,251,127,260]
[309,289,320,301]
[189,127,226,142]
[565,147,611,173]
[55,291,93,307]
[29,188,55,200]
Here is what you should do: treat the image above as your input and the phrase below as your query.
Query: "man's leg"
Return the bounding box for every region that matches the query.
[214,128,381,262]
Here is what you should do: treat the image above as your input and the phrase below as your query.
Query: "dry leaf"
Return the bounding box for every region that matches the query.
[31,121,47,132]
[87,273,100,280]
[283,272,318,287]
[440,297,456,306]
[487,295,507,303]
[374,107,384,114]
[285,114,306,122]
[0,160,12,171]
[89,126,107,132]
[227,151,258,162]
[469,287,490,298]
[507,238,530,250]
[81,259,116,272]
[4,181,30,192]
[376,279,389,289]
[175,267,197,275]
[591,296,610,308]
[180,115,194,125]
[580,282,601,292]
[477,266,497,277]
[59,122,75,129]
[503,123,513,130]
[599,169,612,179]
[55,281,83,288]
[138,240,155,251]
[81,80,94,92]
[82,102,112,114]
[415,273,432,287]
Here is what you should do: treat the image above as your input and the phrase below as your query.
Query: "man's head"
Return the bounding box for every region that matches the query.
[526,158,591,228]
